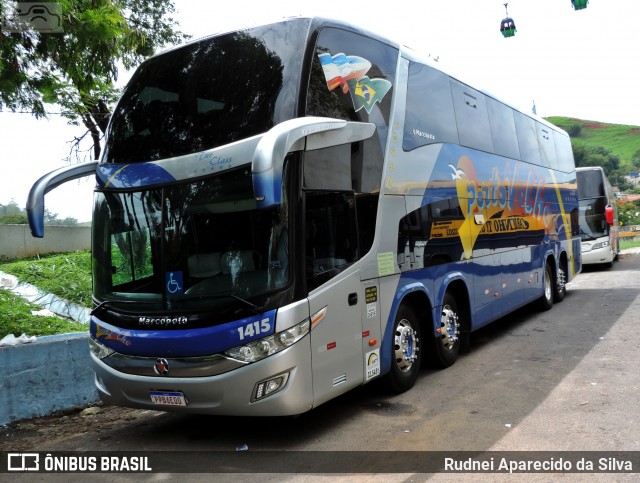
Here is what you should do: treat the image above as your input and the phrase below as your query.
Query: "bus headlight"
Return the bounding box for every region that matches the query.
[592,241,609,250]
[89,337,115,360]
[225,319,310,363]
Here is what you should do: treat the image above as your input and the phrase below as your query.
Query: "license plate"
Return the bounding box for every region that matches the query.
[149,391,187,406]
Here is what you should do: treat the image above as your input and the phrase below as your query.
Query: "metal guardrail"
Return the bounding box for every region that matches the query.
[619,225,640,238]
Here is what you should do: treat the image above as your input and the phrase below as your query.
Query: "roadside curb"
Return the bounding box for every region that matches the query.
[0,332,98,425]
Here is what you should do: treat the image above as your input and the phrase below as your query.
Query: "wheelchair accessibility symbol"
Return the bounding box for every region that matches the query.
[165,271,184,295]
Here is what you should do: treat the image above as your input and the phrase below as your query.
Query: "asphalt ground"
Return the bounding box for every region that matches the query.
[2,250,639,482]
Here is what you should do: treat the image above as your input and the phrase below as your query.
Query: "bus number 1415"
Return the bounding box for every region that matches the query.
[237,318,271,341]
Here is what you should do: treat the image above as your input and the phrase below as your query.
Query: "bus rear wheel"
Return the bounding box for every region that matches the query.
[554,264,566,302]
[385,305,422,393]
[431,292,461,368]
[537,261,554,311]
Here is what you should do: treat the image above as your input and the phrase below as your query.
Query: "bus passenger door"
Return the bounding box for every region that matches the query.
[304,190,365,408]
[308,271,365,408]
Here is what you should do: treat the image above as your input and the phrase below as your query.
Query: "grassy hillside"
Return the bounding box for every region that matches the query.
[546,116,640,165]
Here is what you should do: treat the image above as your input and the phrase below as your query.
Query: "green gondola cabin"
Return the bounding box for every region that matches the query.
[500,17,516,37]
[572,0,588,10]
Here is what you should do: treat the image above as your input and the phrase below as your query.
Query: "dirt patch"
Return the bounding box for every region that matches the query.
[0,403,157,451]
[582,121,608,129]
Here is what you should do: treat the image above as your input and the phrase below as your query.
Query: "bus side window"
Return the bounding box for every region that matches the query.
[537,125,556,169]
[514,111,542,166]
[403,61,458,151]
[450,80,493,153]
[486,97,520,160]
[304,191,357,290]
[553,130,575,173]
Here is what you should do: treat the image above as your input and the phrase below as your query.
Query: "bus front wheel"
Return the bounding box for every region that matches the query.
[385,305,422,393]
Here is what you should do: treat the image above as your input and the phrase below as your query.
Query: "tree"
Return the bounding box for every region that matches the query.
[0,201,78,225]
[0,200,28,223]
[572,142,621,175]
[567,123,582,138]
[632,149,640,169]
[0,0,187,160]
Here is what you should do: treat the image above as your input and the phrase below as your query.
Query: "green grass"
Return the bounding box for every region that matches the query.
[620,238,640,250]
[0,251,91,339]
[0,290,87,339]
[546,116,640,164]
[0,251,92,307]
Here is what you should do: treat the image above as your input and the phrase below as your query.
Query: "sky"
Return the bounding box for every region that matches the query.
[1,0,639,222]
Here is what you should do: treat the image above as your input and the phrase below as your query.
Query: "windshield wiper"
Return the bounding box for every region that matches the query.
[167,293,264,314]
[228,294,264,313]
[92,293,264,315]
[90,299,158,315]
[579,228,596,241]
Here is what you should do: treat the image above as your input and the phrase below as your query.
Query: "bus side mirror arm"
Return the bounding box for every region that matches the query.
[251,117,375,208]
[26,161,99,238]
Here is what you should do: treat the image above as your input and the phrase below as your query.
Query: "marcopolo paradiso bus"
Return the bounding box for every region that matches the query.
[27,16,581,416]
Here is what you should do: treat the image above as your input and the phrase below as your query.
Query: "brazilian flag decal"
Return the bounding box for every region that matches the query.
[319,52,392,114]
[346,77,392,114]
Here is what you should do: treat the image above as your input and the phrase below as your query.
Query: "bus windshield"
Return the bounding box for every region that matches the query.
[577,168,609,240]
[102,23,307,164]
[579,198,609,240]
[92,167,290,311]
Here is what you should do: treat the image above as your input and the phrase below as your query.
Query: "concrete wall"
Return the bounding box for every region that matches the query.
[0,225,96,424]
[0,225,91,259]
[0,333,98,425]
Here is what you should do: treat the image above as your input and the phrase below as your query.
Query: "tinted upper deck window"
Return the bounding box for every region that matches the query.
[450,79,493,153]
[103,21,308,164]
[486,97,520,160]
[577,169,606,199]
[403,62,458,150]
[514,111,542,166]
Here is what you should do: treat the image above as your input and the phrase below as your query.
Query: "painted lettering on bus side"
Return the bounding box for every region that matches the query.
[461,162,553,229]
[196,151,233,170]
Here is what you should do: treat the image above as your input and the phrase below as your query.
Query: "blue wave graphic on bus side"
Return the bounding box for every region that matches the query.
[97,163,176,188]
[381,143,578,376]
[91,309,277,357]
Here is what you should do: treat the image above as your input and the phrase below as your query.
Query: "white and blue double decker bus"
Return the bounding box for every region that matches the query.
[28,16,581,416]
[576,166,619,267]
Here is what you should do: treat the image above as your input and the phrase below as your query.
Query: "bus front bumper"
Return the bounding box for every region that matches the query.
[91,335,314,416]
[581,240,614,265]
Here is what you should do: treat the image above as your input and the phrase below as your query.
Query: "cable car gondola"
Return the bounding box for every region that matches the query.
[572,0,589,10]
[500,3,516,38]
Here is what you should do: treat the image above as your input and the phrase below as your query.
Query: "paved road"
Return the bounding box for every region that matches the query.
[2,252,640,482]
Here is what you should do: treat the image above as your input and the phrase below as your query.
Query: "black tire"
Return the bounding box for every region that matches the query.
[553,263,566,303]
[431,292,461,368]
[537,261,554,311]
[384,305,422,394]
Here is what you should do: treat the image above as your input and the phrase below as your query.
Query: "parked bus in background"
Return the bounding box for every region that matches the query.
[27,16,581,416]
[576,166,619,267]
